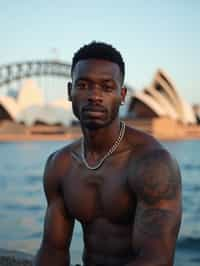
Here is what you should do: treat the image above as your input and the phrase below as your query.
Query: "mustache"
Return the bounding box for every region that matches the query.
[82,104,107,112]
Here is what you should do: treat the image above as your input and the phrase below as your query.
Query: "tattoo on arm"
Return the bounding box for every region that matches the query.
[130,150,182,264]
[135,150,182,205]
[135,208,178,238]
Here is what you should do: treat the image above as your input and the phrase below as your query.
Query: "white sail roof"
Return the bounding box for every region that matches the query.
[131,69,196,124]
[0,96,20,120]
[17,104,74,126]
[17,80,44,111]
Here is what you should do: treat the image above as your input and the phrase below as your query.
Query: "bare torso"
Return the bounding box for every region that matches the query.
[59,128,155,266]
[35,126,181,266]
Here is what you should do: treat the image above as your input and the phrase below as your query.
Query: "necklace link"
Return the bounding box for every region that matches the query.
[81,122,126,170]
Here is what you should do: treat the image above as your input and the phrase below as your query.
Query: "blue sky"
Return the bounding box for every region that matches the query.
[0,1,199,103]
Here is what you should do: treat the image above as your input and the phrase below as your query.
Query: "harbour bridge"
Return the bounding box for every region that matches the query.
[0,60,71,86]
[0,60,73,100]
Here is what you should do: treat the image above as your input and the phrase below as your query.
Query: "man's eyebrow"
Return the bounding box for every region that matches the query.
[101,79,115,83]
[75,77,115,83]
[75,77,90,82]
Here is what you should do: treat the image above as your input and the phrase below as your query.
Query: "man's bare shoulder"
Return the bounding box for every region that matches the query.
[125,125,181,199]
[44,139,81,182]
[48,139,81,165]
[42,139,82,202]
[125,125,162,155]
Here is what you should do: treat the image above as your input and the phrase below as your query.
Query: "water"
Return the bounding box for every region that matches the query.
[0,140,200,265]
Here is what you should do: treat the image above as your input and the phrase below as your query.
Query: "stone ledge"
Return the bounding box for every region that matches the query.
[0,249,33,266]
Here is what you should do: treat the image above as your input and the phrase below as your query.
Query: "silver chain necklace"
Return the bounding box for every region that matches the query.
[81,121,126,170]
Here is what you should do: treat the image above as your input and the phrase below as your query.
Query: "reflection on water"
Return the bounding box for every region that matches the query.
[0,140,200,265]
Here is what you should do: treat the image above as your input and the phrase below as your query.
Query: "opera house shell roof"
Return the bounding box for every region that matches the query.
[0,79,74,125]
[128,69,196,124]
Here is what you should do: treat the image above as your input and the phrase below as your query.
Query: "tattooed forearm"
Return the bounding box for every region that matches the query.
[135,208,176,238]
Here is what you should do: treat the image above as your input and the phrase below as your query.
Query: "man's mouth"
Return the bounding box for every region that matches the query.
[83,105,106,112]
[82,106,106,118]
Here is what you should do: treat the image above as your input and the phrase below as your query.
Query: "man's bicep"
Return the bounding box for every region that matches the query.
[42,197,74,250]
[42,152,58,203]
[131,149,182,261]
[133,203,181,256]
[41,152,74,250]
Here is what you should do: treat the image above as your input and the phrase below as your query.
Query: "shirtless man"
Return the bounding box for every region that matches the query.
[34,42,182,266]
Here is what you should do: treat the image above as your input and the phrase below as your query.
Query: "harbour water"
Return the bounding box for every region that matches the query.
[0,140,200,265]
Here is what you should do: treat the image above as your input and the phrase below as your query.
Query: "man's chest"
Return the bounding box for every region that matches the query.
[61,162,136,224]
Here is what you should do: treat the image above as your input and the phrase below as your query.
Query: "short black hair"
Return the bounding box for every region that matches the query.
[71,41,125,83]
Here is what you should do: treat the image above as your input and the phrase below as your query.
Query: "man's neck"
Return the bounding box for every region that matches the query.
[82,119,121,161]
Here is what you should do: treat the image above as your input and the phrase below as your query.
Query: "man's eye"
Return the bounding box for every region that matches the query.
[77,82,88,89]
[102,85,113,92]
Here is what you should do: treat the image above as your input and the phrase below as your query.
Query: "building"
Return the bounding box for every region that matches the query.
[193,104,200,123]
[127,69,196,124]
[0,79,74,126]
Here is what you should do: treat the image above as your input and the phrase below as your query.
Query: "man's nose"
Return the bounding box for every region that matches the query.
[88,85,103,102]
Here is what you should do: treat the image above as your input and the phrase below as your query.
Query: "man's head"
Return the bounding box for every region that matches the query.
[71,41,125,84]
[68,41,127,130]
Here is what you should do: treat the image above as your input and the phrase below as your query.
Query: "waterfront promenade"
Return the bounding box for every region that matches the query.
[0,117,200,142]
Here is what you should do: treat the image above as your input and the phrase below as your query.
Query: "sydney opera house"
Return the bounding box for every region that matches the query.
[0,79,74,125]
[125,69,200,139]
[0,69,199,140]
[0,80,79,140]
[127,69,196,124]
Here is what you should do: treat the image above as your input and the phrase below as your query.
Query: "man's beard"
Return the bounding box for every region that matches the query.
[81,108,120,131]
[81,119,109,130]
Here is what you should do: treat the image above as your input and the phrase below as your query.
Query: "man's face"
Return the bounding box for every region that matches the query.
[68,59,126,130]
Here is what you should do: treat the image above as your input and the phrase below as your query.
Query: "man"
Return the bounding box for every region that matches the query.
[34,42,182,266]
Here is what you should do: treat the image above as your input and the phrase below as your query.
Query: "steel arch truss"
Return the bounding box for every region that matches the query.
[0,60,71,87]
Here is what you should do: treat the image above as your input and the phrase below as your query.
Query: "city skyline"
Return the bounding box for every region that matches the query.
[0,1,199,103]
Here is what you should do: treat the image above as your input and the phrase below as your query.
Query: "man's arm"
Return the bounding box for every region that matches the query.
[128,149,182,266]
[34,152,74,266]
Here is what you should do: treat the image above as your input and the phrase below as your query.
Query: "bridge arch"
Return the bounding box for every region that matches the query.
[0,60,71,87]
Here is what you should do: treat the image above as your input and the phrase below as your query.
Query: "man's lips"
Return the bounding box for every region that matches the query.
[82,106,106,118]
[83,106,106,112]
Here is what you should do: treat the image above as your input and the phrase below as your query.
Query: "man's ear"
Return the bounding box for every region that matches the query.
[68,82,72,101]
[120,86,127,105]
